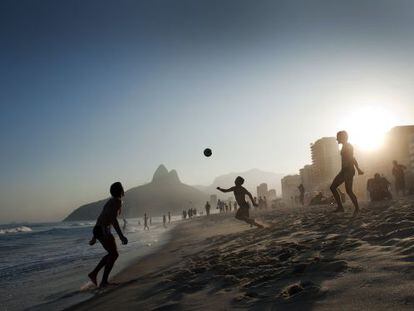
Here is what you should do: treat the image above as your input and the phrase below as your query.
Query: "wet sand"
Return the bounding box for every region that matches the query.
[69,196,414,310]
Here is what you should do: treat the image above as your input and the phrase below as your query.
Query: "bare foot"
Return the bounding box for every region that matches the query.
[89,238,96,246]
[88,272,97,286]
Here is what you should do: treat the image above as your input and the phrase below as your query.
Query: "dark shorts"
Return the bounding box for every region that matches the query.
[93,225,113,241]
[236,204,250,219]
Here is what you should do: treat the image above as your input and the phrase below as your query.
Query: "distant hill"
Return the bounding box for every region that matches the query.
[64,165,208,221]
[194,168,284,198]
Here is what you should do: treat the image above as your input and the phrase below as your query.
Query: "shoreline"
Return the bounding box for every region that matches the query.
[70,197,414,310]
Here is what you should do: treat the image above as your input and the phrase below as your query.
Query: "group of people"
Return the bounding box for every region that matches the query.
[86,130,411,288]
[182,207,197,219]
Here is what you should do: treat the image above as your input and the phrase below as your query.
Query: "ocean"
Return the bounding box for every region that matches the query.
[0,217,178,311]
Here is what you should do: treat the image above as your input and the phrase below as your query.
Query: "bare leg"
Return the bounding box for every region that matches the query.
[345,177,359,216]
[100,237,119,287]
[330,173,345,212]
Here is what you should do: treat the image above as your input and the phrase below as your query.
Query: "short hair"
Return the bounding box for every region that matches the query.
[110,182,124,198]
[235,176,245,186]
[337,130,348,141]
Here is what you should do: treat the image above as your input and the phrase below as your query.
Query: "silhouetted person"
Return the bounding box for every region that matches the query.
[368,173,392,201]
[330,130,364,216]
[217,176,263,228]
[205,201,211,216]
[88,182,128,288]
[163,214,167,228]
[298,184,305,206]
[144,213,149,230]
[392,160,407,196]
[182,210,187,219]
[168,212,171,223]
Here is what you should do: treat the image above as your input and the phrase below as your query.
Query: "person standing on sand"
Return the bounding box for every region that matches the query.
[144,213,149,230]
[205,201,211,216]
[298,184,305,206]
[163,214,167,228]
[330,130,364,216]
[392,160,407,196]
[217,176,263,228]
[88,182,128,288]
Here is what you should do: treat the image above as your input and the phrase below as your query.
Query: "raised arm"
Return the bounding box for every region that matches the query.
[216,186,234,193]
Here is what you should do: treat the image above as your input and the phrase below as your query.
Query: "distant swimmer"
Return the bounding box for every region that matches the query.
[217,176,263,228]
[392,160,407,196]
[144,213,149,230]
[88,182,128,288]
[330,131,364,217]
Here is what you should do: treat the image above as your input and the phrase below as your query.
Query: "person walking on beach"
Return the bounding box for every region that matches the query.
[330,130,364,216]
[88,182,128,288]
[217,176,263,228]
[298,184,305,206]
[163,214,167,228]
[205,201,211,216]
[144,213,149,230]
[392,160,407,196]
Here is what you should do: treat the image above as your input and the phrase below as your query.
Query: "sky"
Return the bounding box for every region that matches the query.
[1,0,414,222]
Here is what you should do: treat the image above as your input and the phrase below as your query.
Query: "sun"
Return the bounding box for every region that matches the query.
[339,106,396,151]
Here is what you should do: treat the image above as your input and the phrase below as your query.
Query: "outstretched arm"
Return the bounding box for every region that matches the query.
[217,186,234,193]
[247,191,258,207]
[353,157,364,175]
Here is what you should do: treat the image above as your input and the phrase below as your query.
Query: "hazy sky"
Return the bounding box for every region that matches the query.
[1,0,414,222]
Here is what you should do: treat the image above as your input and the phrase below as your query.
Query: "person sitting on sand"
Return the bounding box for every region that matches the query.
[330,131,364,216]
[88,182,128,288]
[217,176,263,228]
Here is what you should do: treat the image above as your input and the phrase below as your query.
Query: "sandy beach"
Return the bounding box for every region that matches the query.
[70,196,414,310]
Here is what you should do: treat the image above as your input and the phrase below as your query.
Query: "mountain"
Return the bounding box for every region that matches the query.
[64,165,208,221]
[195,168,284,198]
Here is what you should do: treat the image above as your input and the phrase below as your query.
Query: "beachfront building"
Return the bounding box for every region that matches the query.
[410,133,414,173]
[268,189,277,200]
[310,137,341,189]
[281,174,301,204]
[384,126,414,168]
[299,164,317,192]
[209,194,217,207]
[257,183,268,198]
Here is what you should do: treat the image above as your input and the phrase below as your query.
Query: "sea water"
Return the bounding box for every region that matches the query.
[0,216,179,311]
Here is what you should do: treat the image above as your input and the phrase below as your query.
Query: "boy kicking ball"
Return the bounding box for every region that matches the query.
[217,176,264,228]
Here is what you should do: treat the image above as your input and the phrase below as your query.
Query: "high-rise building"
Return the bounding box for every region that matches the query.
[257,183,268,198]
[310,137,340,188]
[409,133,414,173]
[281,174,301,203]
[384,126,414,167]
[267,189,277,200]
[299,164,316,192]
[209,194,217,207]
